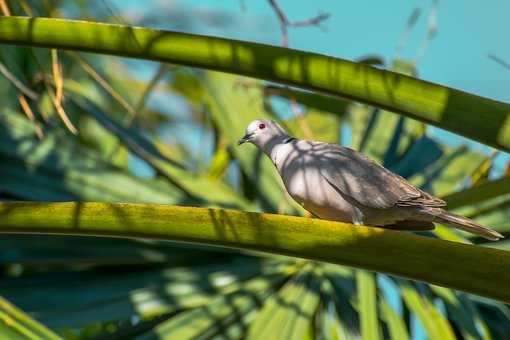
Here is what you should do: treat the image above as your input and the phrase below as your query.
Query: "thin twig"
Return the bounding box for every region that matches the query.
[289,11,330,28]
[267,0,289,46]
[0,0,11,16]
[51,94,78,134]
[51,49,64,106]
[0,60,39,100]
[44,82,78,135]
[488,54,510,70]
[266,0,329,47]
[49,49,78,134]
[18,94,43,139]
[70,52,136,117]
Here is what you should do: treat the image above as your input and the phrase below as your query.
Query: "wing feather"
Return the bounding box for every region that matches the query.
[312,142,445,210]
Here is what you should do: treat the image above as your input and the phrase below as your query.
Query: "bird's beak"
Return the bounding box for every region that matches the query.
[237,133,253,145]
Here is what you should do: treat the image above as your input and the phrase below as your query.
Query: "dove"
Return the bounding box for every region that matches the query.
[237,119,503,241]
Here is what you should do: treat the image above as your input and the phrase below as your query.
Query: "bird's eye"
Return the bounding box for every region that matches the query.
[258,123,266,130]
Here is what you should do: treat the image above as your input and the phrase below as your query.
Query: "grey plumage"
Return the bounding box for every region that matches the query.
[238,119,503,241]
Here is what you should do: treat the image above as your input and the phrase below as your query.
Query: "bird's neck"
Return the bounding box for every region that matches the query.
[259,135,295,163]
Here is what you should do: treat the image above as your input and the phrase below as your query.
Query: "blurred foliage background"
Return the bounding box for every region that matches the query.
[0,0,510,339]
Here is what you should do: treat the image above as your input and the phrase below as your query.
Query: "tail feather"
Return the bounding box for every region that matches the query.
[435,211,504,241]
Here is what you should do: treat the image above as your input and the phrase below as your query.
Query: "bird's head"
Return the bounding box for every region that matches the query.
[237,119,289,149]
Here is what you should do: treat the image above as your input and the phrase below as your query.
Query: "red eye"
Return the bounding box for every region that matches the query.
[258,123,266,129]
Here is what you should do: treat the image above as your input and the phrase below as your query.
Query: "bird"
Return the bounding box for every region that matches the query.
[237,119,503,241]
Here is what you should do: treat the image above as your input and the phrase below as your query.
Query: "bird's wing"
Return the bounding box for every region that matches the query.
[312,142,445,210]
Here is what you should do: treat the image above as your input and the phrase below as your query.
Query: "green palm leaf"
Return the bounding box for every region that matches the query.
[0,201,509,303]
[0,16,509,151]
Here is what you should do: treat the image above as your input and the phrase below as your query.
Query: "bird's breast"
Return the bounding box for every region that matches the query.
[280,163,357,221]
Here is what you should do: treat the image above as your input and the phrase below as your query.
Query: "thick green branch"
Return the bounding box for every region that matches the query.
[0,17,509,151]
[0,202,509,302]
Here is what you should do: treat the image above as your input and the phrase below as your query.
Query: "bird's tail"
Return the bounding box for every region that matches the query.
[434,210,504,241]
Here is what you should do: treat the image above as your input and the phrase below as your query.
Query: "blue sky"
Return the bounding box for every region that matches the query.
[168,0,510,102]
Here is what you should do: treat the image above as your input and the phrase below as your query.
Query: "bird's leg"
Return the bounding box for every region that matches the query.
[304,211,314,218]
